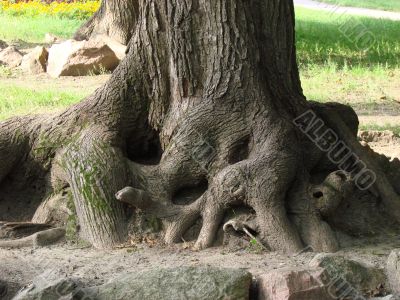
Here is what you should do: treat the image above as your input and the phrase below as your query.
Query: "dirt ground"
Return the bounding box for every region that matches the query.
[359,130,400,160]
[1,231,400,299]
[0,73,110,95]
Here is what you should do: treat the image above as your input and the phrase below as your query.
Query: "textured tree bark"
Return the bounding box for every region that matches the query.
[74,0,139,45]
[1,0,399,251]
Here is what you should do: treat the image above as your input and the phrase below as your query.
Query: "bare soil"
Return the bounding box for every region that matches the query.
[360,130,400,160]
[1,232,399,299]
[0,73,110,95]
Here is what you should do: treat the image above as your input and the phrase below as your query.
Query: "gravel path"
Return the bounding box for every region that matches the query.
[294,0,400,21]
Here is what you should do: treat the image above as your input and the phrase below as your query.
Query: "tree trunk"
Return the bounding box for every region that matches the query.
[74,0,139,45]
[1,0,399,252]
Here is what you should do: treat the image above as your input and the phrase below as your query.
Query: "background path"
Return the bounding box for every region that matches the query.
[294,0,400,21]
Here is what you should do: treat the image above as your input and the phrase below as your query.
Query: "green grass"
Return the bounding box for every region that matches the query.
[300,64,400,107]
[0,8,397,68]
[295,7,400,68]
[0,14,83,43]
[295,7,400,112]
[318,0,400,12]
[0,83,87,120]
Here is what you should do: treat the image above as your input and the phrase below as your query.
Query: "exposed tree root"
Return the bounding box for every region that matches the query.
[0,228,65,249]
[115,102,400,253]
[0,0,399,254]
[316,103,400,221]
[0,222,52,239]
[310,171,353,218]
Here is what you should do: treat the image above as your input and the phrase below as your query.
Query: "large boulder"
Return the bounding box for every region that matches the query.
[0,46,23,68]
[47,39,120,77]
[310,253,387,298]
[20,46,48,74]
[257,268,335,300]
[92,34,127,60]
[83,267,252,300]
[13,278,82,300]
[386,250,400,296]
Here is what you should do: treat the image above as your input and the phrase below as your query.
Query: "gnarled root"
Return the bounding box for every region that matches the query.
[311,171,354,218]
[116,186,202,244]
[0,222,52,239]
[59,127,129,249]
[114,102,393,254]
[288,170,355,252]
[116,120,307,253]
[0,228,65,248]
[314,103,400,221]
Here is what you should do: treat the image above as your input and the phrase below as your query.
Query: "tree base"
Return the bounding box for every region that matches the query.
[1,0,399,253]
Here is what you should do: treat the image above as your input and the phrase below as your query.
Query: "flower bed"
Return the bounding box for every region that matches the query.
[0,0,100,20]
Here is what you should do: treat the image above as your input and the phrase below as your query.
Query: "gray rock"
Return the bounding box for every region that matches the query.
[387,249,400,296]
[310,253,387,298]
[0,46,23,68]
[12,278,83,300]
[84,266,252,300]
[47,39,120,77]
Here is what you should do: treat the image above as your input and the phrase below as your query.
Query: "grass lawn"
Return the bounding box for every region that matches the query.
[1,8,397,67]
[295,8,400,132]
[300,65,400,109]
[0,81,87,120]
[295,7,400,68]
[0,14,83,43]
[318,0,400,12]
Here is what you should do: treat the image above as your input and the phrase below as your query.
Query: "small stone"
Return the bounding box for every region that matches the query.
[44,33,62,44]
[20,46,48,74]
[0,46,23,68]
[0,40,8,50]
